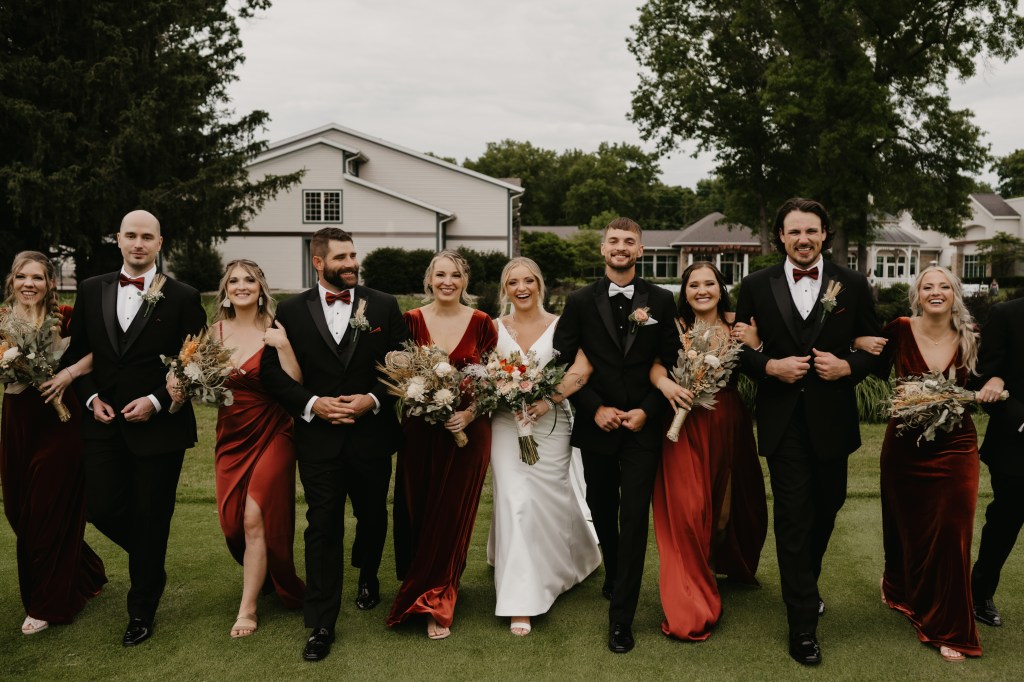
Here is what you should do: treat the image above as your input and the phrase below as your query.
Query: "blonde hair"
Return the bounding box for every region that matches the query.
[908,265,978,373]
[499,257,546,311]
[213,259,276,326]
[4,251,61,325]
[422,249,476,305]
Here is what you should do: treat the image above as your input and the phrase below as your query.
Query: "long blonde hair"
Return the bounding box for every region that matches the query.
[212,259,276,326]
[908,265,978,373]
[422,249,476,305]
[3,251,62,325]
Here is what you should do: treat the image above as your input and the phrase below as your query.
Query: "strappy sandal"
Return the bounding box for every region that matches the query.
[230,613,258,638]
[510,618,532,636]
[939,646,965,662]
[426,616,450,640]
[21,616,48,635]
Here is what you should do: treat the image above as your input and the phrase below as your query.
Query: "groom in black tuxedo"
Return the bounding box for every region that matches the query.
[261,227,407,662]
[553,217,677,654]
[734,198,879,665]
[972,297,1024,628]
[64,209,206,646]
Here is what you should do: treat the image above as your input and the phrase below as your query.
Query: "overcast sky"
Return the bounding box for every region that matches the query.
[228,0,1024,189]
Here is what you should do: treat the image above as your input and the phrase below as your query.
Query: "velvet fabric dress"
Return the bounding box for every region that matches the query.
[653,378,767,640]
[0,305,107,623]
[215,345,304,608]
[879,317,981,656]
[387,308,497,629]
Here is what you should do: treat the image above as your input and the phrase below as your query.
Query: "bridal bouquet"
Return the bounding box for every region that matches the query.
[888,368,1009,444]
[666,318,741,442]
[0,309,73,422]
[465,349,566,464]
[161,330,234,413]
[379,342,469,447]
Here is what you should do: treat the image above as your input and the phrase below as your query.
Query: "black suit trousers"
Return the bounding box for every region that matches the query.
[82,433,185,622]
[766,406,849,635]
[297,452,391,630]
[582,433,660,627]
[972,467,1024,600]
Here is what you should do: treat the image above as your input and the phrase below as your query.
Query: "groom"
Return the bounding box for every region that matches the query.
[553,217,677,653]
[261,227,407,662]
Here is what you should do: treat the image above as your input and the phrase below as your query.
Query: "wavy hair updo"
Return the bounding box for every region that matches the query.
[499,256,546,312]
[4,251,62,323]
[212,259,276,326]
[422,249,476,305]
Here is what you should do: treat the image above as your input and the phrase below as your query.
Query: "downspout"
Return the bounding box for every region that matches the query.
[508,188,525,257]
[437,213,456,251]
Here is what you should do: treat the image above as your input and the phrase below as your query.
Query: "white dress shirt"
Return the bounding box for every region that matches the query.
[784,257,824,320]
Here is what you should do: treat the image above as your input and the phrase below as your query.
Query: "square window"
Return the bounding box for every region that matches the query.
[303,190,343,223]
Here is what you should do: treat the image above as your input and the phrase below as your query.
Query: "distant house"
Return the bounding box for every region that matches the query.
[850,215,929,288]
[949,193,1024,280]
[219,123,524,290]
[670,212,760,285]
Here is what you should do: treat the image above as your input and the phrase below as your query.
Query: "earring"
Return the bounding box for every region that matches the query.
[222,298,232,308]
[258,296,264,306]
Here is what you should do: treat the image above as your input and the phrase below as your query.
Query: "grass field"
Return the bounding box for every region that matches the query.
[1,409,1022,681]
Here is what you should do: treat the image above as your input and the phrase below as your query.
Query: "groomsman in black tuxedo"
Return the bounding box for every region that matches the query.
[972,297,1024,628]
[553,217,677,654]
[261,227,407,662]
[734,198,879,665]
[64,210,206,646]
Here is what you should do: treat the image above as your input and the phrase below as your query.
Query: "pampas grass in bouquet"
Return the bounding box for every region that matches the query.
[888,367,1008,444]
[379,342,469,447]
[666,319,741,442]
[161,330,234,414]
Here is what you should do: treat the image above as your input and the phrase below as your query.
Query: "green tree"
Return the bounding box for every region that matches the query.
[464,140,562,226]
[977,232,1024,278]
[629,1,1024,263]
[566,229,605,278]
[521,232,575,286]
[0,0,300,277]
[994,149,1024,198]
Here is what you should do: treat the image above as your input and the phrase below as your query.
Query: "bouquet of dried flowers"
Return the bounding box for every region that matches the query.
[666,318,741,442]
[465,349,567,464]
[0,308,72,421]
[888,368,1009,444]
[379,342,469,447]
[161,330,234,414]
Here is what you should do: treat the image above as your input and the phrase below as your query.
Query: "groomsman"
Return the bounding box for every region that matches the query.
[972,296,1024,627]
[734,198,879,665]
[553,217,677,653]
[64,209,206,646]
[261,227,407,662]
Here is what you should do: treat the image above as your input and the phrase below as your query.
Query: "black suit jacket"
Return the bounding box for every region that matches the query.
[553,277,678,454]
[978,298,1024,475]
[260,285,408,462]
[65,272,207,456]
[734,260,879,460]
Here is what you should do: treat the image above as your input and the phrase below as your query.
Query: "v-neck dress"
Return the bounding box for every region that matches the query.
[879,317,981,656]
[387,308,497,628]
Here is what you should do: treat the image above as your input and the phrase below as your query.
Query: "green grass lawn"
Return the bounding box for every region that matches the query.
[2,409,1022,680]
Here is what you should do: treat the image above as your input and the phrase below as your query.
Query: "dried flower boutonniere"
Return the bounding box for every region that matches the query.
[142,274,167,317]
[819,280,843,321]
[349,299,370,335]
[628,306,656,333]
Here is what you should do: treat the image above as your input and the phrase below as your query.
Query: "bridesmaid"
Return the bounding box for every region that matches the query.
[206,259,305,636]
[0,251,106,634]
[386,250,497,640]
[876,266,997,661]
[648,261,768,640]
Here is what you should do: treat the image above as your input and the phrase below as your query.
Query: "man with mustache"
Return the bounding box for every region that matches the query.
[261,227,407,661]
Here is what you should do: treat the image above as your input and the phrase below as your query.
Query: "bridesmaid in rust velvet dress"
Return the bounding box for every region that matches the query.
[0,251,106,635]
[386,250,497,640]
[648,262,767,641]
[877,266,997,662]
[205,260,305,637]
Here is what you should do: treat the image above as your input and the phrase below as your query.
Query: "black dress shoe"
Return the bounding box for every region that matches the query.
[601,581,614,600]
[122,618,153,647]
[355,580,381,611]
[303,627,334,662]
[818,599,826,617]
[974,598,1002,627]
[789,632,821,665]
[608,623,635,654]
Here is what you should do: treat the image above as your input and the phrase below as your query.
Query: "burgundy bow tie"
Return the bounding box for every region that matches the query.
[118,274,145,291]
[792,267,819,282]
[324,289,352,305]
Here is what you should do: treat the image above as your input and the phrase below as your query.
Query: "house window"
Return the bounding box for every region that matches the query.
[719,253,742,285]
[963,254,985,280]
[303,190,342,223]
[875,255,884,278]
[638,253,679,279]
[848,254,858,271]
[909,255,917,277]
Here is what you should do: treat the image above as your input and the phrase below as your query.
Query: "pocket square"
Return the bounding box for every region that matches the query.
[369,327,381,334]
[643,316,658,326]
[832,308,846,316]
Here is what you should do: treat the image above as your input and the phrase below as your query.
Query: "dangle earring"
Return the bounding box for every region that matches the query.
[222,298,232,308]
[258,296,264,307]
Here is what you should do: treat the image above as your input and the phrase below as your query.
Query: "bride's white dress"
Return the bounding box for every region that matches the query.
[487,318,601,617]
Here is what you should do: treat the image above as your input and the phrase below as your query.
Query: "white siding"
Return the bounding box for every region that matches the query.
[219,236,307,290]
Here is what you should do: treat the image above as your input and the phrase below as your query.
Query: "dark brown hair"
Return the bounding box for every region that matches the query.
[676,261,731,326]
[771,197,834,255]
[603,216,642,238]
[310,227,354,259]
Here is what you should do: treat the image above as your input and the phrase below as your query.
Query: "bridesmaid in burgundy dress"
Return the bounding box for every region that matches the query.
[648,261,767,640]
[204,260,305,637]
[386,250,497,640]
[1,251,106,635]
[877,266,998,662]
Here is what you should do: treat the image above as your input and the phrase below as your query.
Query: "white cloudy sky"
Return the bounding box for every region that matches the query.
[228,0,1024,188]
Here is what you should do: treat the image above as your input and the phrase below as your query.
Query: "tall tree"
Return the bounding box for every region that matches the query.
[977,232,1024,278]
[629,0,1024,263]
[0,0,300,277]
[994,149,1024,198]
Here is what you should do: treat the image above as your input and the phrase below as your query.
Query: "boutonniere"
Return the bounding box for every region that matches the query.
[142,274,167,317]
[349,299,370,332]
[820,280,843,321]
[628,306,657,333]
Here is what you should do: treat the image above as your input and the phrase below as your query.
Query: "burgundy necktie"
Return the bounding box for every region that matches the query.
[118,274,145,290]
[324,289,352,305]
[792,267,819,282]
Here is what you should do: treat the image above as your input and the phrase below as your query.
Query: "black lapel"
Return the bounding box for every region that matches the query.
[120,281,160,355]
[593,281,622,351]
[805,264,835,350]
[306,288,340,356]
[622,282,649,357]
[769,266,802,348]
[101,275,120,353]
[336,287,363,373]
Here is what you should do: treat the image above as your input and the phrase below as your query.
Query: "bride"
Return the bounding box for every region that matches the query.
[487,257,601,636]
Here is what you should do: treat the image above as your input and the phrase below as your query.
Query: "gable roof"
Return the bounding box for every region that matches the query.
[345,175,454,217]
[871,225,926,245]
[672,212,758,246]
[250,136,362,166]
[971,193,1020,218]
